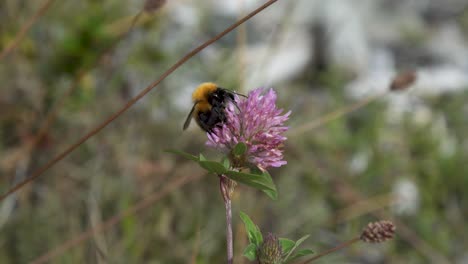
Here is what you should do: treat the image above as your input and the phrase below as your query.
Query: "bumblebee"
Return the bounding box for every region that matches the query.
[183,82,244,132]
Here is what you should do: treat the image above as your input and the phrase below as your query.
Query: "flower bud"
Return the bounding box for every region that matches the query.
[257,233,282,264]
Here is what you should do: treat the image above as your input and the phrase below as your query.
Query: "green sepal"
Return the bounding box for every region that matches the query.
[232,142,248,156]
[222,158,231,170]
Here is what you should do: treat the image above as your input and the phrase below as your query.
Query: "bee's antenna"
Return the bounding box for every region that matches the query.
[226,97,242,112]
[218,87,247,98]
[232,91,247,98]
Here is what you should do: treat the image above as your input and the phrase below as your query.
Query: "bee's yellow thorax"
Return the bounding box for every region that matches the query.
[196,101,211,112]
[192,82,217,103]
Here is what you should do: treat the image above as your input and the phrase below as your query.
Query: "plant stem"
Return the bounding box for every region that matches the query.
[225,197,233,264]
[297,237,360,264]
[220,176,234,264]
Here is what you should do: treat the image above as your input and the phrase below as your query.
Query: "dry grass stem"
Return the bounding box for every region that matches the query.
[297,237,360,264]
[0,0,56,61]
[0,0,279,202]
[289,91,387,137]
[30,172,205,264]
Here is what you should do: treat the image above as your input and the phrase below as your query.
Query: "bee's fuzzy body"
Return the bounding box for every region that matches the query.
[183,83,236,132]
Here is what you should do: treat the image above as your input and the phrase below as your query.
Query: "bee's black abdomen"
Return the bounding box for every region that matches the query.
[197,106,226,132]
[197,89,234,132]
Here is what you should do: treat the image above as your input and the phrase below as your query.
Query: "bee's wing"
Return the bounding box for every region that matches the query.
[183,103,197,130]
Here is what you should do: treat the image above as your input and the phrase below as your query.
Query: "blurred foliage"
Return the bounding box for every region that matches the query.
[1,0,468,264]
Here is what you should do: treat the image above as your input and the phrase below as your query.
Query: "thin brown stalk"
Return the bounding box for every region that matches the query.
[292,153,450,263]
[236,0,247,90]
[0,0,56,61]
[288,91,387,136]
[334,193,394,224]
[0,0,279,202]
[332,178,452,264]
[30,172,205,264]
[289,71,417,137]
[190,227,201,264]
[0,11,144,203]
[297,237,360,264]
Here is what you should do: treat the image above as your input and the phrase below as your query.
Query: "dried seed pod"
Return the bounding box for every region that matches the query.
[144,0,166,13]
[389,71,417,91]
[360,220,396,243]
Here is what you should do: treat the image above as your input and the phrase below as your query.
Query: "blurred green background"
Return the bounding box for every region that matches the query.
[1,0,468,263]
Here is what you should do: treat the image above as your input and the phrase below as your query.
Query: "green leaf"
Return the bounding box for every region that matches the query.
[262,189,278,200]
[287,249,315,262]
[260,171,277,199]
[239,212,263,246]
[283,234,310,262]
[198,160,228,174]
[261,170,275,184]
[225,170,277,200]
[243,243,257,261]
[279,238,296,255]
[232,142,247,156]
[249,165,264,175]
[165,149,198,161]
[279,238,295,255]
[248,167,277,199]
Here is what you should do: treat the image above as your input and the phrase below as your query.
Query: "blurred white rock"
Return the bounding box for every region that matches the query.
[346,64,468,122]
[244,29,312,89]
[427,23,468,68]
[320,0,371,74]
[349,150,370,175]
[392,178,420,215]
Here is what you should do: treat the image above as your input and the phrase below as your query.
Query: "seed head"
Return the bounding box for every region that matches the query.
[144,0,166,13]
[360,220,396,243]
[389,71,417,91]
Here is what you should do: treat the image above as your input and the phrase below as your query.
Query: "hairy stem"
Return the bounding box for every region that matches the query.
[220,176,234,264]
[225,197,233,264]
